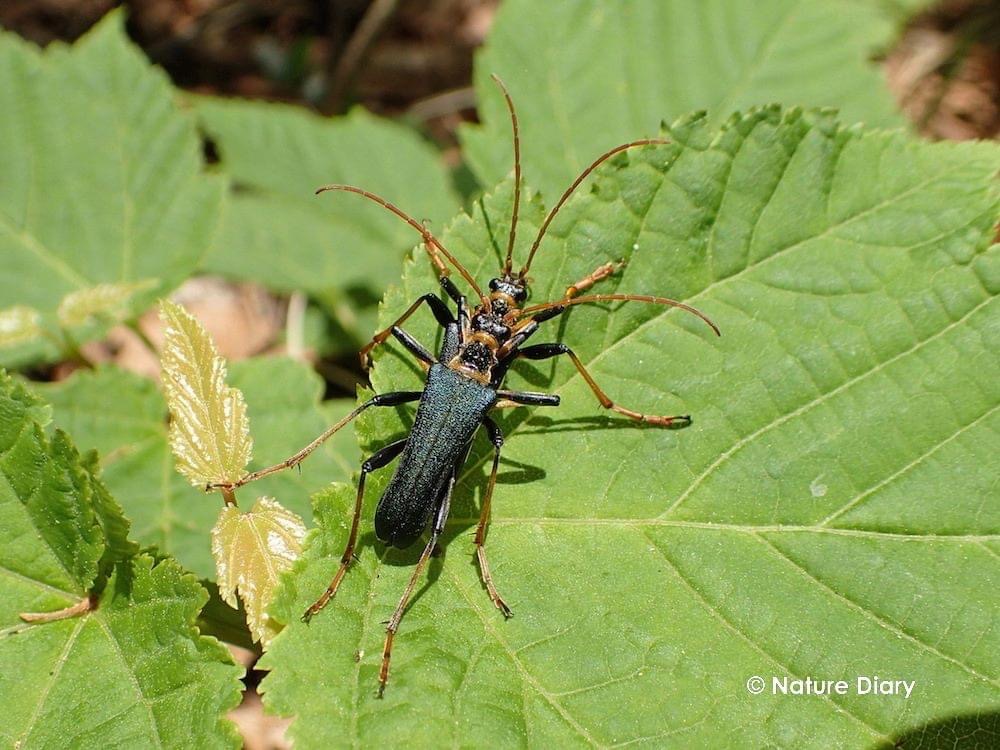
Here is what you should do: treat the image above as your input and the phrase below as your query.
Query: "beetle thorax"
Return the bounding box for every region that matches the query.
[449,275,530,383]
[488,275,529,308]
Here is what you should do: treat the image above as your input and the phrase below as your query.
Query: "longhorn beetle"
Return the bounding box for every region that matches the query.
[215,76,719,695]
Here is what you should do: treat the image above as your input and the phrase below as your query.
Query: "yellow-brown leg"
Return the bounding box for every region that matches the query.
[495,261,625,362]
[518,343,691,427]
[377,536,435,696]
[302,438,408,622]
[209,392,420,491]
[377,469,456,696]
[564,260,624,299]
[358,292,450,369]
[475,417,512,617]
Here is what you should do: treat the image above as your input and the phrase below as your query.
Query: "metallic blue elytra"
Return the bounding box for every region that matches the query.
[374,363,496,548]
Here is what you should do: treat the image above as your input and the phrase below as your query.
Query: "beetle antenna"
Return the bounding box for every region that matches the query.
[519,293,720,337]
[316,184,489,306]
[518,139,671,279]
[490,74,522,276]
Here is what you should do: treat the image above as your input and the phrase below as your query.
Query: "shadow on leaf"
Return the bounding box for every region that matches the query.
[877,711,1000,749]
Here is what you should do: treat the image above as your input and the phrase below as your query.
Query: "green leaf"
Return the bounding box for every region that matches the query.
[212,497,306,645]
[261,109,999,746]
[40,360,359,578]
[0,12,223,367]
[160,300,254,488]
[0,369,242,748]
[0,374,103,596]
[1,554,243,749]
[195,97,461,299]
[461,0,909,199]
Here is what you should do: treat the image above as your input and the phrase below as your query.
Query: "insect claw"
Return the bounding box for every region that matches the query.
[639,413,693,428]
[300,609,314,624]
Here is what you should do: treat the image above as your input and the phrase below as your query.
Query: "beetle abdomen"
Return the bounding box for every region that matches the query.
[374,364,496,548]
[374,472,448,548]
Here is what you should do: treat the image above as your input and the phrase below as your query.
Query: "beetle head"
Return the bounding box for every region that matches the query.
[488,275,528,316]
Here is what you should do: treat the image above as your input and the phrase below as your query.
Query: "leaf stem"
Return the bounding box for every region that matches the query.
[126,317,159,359]
[20,592,96,623]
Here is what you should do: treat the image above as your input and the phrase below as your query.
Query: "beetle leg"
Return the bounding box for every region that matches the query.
[564,259,625,298]
[475,417,512,617]
[358,292,453,369]
[504,258,627,350]
[210,390,422,490]
[390,327,434,370]
[495,312,561,363]
[440,276,471,342]
[302,437,409,622]
[419,234,450,278]
[519,343,691,427]
[377,463,457,697]
[494,389,561,407]
[439,274,464,307]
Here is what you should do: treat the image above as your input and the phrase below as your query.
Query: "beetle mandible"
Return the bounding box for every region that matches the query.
[216,76,720,695]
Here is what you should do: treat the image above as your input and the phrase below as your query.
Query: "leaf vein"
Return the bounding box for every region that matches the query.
[94,615,165,748]
[820,400,1000,526]
[662,293,995,518]
[640,529,890,741]
[753,532,998,686]
[445,567,601,747]
[0,563,78,601]
[15,617,86,748]
[0,211,91,290]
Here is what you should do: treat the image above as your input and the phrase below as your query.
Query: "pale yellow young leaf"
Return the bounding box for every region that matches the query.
[57,279,158,328]
[0,305,43,348]
[159,299,252,487]
[212,497,306,645]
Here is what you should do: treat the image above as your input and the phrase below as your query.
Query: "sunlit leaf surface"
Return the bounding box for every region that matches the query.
[41,361,358,578]
[212,497,306,645]
[160,299,253,488]
[0,370,242,748]
[56,280,158,328]
[195,97,460,300]
[261,109,999,747]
